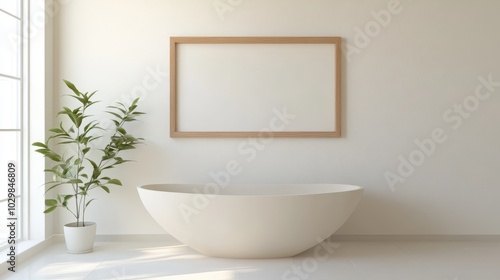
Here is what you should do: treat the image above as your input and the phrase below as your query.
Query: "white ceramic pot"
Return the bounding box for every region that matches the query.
[63,222,96,254]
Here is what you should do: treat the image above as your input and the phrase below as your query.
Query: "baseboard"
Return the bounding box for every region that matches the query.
[49,233,177,243]
[94,234,500,243]
[92,234,500,243]
[330,235,500,242]
[9,233,500,246]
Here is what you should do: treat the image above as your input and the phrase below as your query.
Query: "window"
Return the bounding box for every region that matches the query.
[0,0,25,250]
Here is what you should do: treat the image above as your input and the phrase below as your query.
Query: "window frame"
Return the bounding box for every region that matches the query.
[0,0,55,257]
[0,0,25,251]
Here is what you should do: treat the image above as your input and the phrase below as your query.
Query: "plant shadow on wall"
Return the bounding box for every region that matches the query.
[33,80,145,253]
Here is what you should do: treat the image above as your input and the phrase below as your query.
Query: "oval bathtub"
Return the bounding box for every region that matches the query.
[137,184,363,259]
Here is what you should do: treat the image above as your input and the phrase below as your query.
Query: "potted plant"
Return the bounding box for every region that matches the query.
[33,80,145,253]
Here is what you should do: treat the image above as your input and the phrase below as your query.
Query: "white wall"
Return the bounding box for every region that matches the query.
[53,0,500,235]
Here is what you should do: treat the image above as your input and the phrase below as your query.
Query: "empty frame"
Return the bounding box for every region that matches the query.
[170,37,341,138]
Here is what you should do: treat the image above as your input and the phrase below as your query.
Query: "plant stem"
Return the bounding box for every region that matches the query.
[82,195,86,227]
[73,183,80,226]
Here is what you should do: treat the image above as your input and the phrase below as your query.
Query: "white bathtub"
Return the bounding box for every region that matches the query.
[137,184,363,258]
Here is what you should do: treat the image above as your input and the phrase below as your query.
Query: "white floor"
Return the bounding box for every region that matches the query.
[1,239,500,280]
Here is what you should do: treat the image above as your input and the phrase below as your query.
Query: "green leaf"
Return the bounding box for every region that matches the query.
[44,151,62,162]
[32,142,48,148]
[58,140,76,145]
[48,128,64,133]
[106,111,123,120]
[82,147,91,155]
[117,127,126,135]
[88,159,101,179]
[68,94,86,105]
[124,116,136,122]
[88,136,103,143]
[131,98,140,106]
[107,179,122,186]
[88,159,98,169]
[44,206,57,214]
[108,105,127,114]
[45,182,66,193]
[101,165,115,170]
[86,199,95,207]
[64,80,80,96]
[60,107,83,128]
[45,199,58,206]
[83,121,101,136]
[67,179,83,184]
[87,91,98,101]
[101,186,110,193]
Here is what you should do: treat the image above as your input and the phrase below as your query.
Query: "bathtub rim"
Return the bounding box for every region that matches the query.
[137,183,363,197]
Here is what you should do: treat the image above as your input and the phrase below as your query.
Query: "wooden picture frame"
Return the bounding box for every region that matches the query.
[170,37,341,138]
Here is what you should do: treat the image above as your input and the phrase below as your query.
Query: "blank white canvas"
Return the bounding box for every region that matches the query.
[176,43,336,132]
